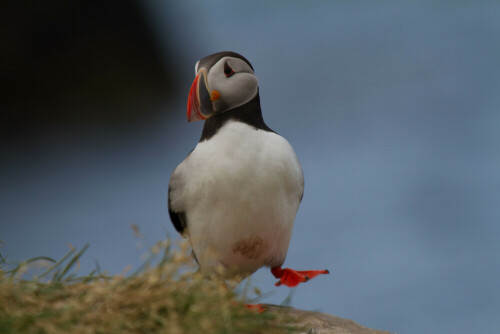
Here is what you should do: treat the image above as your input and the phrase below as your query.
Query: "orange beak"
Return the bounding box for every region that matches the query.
[187,73,206,122]
[187,69,218,122]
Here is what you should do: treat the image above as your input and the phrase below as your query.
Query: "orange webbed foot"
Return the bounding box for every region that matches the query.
[245,303,267,313]
[271,267,330,287]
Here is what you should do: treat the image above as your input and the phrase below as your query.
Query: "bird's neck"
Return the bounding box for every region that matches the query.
[199,93,273,142]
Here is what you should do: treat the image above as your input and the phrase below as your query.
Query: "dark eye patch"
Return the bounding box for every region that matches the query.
[224,62,235,77]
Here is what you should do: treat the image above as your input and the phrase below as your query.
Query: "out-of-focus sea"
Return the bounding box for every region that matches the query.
[2,2,499,333]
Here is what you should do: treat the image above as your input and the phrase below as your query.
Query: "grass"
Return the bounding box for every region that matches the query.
[0,235,297,334]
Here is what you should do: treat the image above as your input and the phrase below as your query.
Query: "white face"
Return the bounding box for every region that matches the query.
[196,56,259,113]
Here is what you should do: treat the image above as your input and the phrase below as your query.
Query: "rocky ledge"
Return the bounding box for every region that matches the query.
[265,305,391,334]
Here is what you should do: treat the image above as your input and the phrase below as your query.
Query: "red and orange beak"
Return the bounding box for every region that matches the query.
[187,69,218,122]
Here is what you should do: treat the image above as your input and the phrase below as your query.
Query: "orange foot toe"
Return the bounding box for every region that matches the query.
[271,267,330,287]
[245,303,267,313]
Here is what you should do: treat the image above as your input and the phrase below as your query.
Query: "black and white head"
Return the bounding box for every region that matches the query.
[187,51,259,122]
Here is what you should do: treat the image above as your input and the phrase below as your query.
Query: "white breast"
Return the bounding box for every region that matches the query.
[170,121,304,276]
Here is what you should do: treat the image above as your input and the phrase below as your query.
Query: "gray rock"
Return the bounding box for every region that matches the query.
[265,305,391,334]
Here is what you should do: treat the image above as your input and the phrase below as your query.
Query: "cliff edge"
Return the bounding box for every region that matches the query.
[266,305,391,334]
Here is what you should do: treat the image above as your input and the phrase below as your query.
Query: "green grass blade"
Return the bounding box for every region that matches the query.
[37,248,77,280]
[8,256,56,280]
[54,244,89,281]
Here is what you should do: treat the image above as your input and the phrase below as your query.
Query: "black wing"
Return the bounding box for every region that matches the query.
[168,185,187,235]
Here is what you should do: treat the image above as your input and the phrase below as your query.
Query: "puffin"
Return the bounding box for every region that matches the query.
[168,51,329,288]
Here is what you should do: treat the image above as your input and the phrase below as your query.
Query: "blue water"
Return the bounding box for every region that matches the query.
[2,2,500,333]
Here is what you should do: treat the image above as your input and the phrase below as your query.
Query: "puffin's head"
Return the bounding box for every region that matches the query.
[187,51,258,122]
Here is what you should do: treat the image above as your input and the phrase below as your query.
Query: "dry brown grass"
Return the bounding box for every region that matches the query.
[0,239,296,334]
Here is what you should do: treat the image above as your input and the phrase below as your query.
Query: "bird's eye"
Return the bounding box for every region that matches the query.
[224,62,235,77]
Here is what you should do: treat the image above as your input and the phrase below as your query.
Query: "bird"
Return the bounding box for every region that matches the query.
[168,51,329,288]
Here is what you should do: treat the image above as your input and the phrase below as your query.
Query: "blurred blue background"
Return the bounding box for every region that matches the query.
[1,1,499,333]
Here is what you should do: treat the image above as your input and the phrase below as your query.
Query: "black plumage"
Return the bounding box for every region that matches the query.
[168,186,187,234]
[200,93,273,142]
